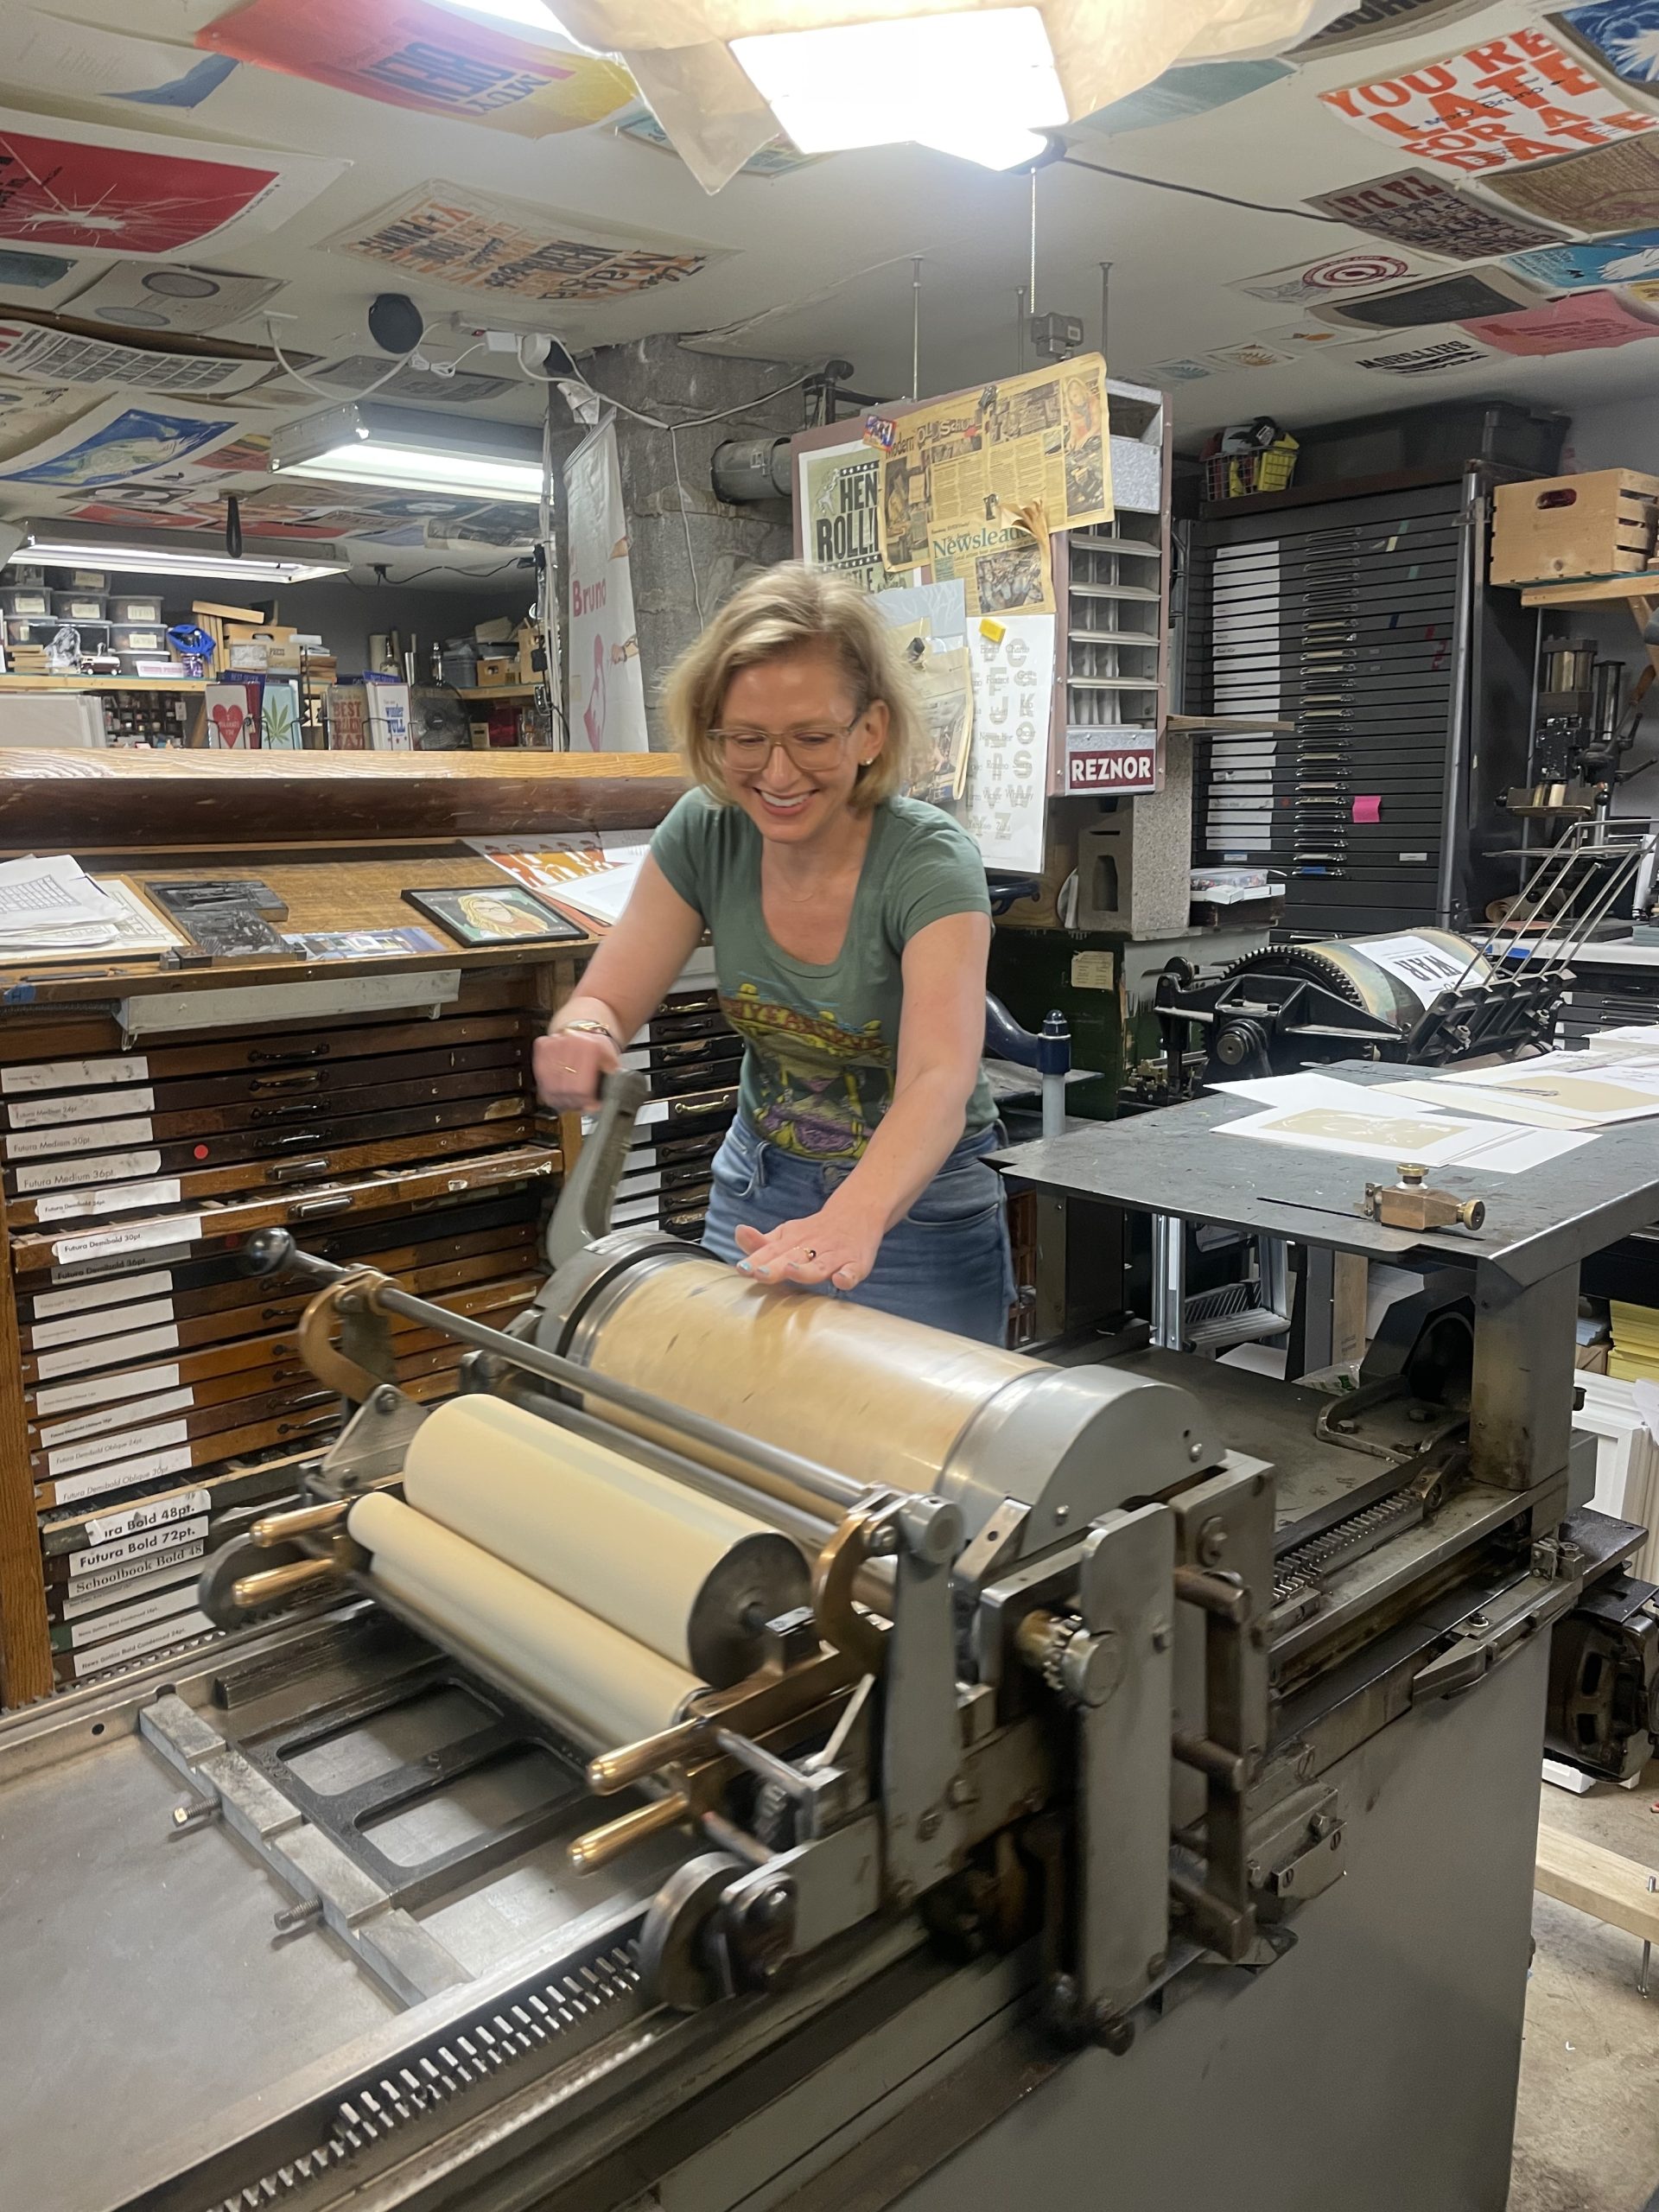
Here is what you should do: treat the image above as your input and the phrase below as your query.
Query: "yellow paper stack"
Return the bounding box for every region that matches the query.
[1609,1301,1659,1382]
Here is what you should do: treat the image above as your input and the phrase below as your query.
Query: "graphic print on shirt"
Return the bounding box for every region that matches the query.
[719,980,893,1161]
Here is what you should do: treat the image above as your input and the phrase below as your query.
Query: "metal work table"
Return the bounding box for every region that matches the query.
[996,1058,1659,1497]
[995,1058,1659,1290]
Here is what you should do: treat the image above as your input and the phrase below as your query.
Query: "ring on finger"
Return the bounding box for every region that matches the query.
[803,1247,817,1261]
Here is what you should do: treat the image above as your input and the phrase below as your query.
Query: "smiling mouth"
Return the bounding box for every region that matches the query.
[753,789,814,815]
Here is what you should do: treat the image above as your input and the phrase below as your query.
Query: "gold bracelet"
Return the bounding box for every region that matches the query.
[556,1017,618,1046]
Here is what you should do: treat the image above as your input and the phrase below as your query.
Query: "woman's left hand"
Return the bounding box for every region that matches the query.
[734,1202,882,1290]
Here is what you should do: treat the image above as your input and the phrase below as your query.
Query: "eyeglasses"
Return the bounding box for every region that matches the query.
[709,714,862,772]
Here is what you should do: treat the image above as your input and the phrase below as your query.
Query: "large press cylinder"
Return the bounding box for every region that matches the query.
[536,1236,1220,1553]
[1225,930,1491,1033]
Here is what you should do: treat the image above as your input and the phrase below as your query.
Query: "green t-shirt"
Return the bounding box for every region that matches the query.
[651,790,996,1163]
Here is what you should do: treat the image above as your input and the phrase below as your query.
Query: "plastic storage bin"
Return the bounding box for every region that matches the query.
[52,590,106,622]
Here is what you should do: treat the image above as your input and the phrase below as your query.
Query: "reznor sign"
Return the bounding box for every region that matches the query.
[1064,728,1159,795]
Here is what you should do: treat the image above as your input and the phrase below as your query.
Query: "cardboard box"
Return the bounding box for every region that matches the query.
[1492,468,1659,585]
[474,656,518,689]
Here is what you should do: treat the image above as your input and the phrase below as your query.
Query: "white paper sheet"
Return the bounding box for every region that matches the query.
[1357,931,1478,1008]
[1421,1053,1659,1124]
[1217,1099,1593,1174]
[1376,1078,1600,1131]
[0,854,121,950]
[529,847,650,926]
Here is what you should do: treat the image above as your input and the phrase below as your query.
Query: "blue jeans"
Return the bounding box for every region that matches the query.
[702,1117,1015,1345]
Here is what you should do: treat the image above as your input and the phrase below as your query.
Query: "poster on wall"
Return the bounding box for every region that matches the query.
[0,396,241,489]
[1319,27,1658,175]
[0,376,93,460]
[1461,287,1659,352]
[1310,265,1544,329]
[1484,134,1659,228]
[874,354,1111,583]
[1551,3,1659,92]
[198,0,635,137]
[1303,168,1558,257]
[798,438,903,593]
[1505,230,1659,285]
[563,420,647,754]
[959,616,1054,873]
[329,182,714,303]
[0,110,345,256]
[0,318,270,396]
[66,261,286,335]
[1354,334,1500,372]
[1230,247,1445,306]
[6,13,239,111]
[1293,0,1495,56]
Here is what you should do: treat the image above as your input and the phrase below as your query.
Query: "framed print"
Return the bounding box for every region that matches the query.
[402,882,586,944]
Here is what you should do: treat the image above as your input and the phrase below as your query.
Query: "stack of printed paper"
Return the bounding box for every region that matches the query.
[469,831,649,932]
[1611,1302,1659,1384]
[1382,1046,1659,1130]
[1214,1070,1593,1174]
[0,854,124,951]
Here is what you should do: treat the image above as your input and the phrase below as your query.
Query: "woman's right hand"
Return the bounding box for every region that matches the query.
[533,1025,620,1111]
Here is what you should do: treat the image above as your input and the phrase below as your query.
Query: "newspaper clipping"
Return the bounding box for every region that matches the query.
[874,353,1111,616]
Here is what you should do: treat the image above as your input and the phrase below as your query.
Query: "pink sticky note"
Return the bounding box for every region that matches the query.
[1461,289,1659,357]
[1352,794,1382,823]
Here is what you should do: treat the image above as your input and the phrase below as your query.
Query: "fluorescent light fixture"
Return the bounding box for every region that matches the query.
[9,524,346,586]
[270,401,545,505]
[731,8,1065,168]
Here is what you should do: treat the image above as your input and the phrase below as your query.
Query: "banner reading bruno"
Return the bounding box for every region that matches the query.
[563,419,648,753]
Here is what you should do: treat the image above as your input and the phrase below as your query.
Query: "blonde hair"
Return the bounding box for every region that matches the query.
[664,561,920,810]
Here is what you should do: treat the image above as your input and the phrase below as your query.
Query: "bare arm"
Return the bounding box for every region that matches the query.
[534,856,704,1109]
[736,910,991,1287]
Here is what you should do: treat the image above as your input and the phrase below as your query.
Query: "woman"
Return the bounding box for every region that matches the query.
[533,563,1012,1344]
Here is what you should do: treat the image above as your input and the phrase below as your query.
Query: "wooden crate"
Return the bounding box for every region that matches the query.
[1492,468,1659,586]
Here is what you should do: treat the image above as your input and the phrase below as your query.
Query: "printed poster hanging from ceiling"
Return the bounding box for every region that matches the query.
[328,182,715,303]
[1303,167,1559,256]
[196,0,635,137]
[1319,25,1658,174]
[563,420,647,755]
[0,110,345,255]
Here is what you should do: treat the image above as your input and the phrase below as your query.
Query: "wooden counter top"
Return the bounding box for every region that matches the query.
[0,747,687,848]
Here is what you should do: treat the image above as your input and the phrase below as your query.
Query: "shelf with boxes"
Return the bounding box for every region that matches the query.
[0,752,685,1707]
[2,579,174,682]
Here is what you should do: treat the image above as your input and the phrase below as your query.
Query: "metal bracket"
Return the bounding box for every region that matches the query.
[880,1493,969,1903]
[295,1271,396,1405]
[1071,1503,1174,2030]
[1170,1461,1274,1965]
[1411,1569,1583,1702]
[1245,1783,1344,1913]
[317,1384,430,1492]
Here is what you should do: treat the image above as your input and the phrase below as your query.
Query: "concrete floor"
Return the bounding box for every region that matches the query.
[1510,1758,1659,2212]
